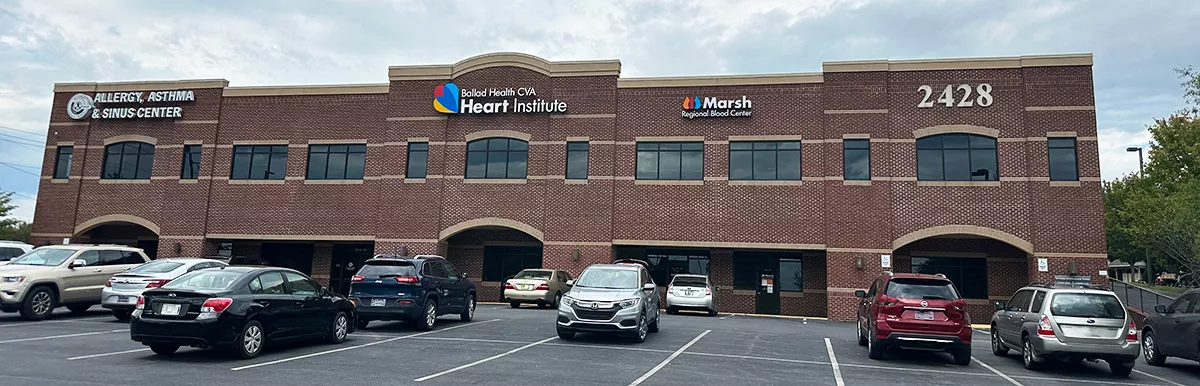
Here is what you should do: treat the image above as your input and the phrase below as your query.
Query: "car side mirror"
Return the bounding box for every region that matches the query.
[994,301,1007,311]
[854,290,866,298]
[565,280,574,287]
[1154,304,1167,314]
[70,259,87,269]
[643,283,655,292]
[461,272,468,279]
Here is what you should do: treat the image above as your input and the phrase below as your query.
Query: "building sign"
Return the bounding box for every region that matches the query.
[434,82,567,115]
[1054,275,1092,287]
[67,90,195,120]
[880,254,892,269]
[681,96,752,119]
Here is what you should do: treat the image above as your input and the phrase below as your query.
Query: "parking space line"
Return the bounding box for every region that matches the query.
[411,336,530,345]
[0,329,126,344]
[413,336,557,382]
[971,356,1023,386]
[545,342,674,354]
[1132,369,1186,386]
[628,329,711,386]
[231,319,499,371]
[67,348,150,360]
[824,338,846,386]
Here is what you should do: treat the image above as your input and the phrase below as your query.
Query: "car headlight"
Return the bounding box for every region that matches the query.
[618,298,640,308]
[0,276,24,284]
[560,296,576,308]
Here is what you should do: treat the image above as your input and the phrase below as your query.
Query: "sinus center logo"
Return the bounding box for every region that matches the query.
[434,82,460,114]
[67,93,94,120]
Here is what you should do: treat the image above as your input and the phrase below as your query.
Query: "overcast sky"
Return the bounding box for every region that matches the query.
[1,0,1198,223]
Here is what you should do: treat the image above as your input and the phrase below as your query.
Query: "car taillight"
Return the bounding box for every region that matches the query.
[198,298,234,320]
[705,286,711,296]
[504,282,515,290]
[878,295,899,306]
[535,283,549,291]
[351,275,365,283]
[1037,315,1055,336]
[105,279,112,287]
[394,276,419,283]
[949,299,966,311]
[668,285,674,293]
[1125,321,1138,341]
[145,279,170,289]
[135,295,145,310]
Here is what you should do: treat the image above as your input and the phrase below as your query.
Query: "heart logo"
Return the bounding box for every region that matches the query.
[434,82,460,114]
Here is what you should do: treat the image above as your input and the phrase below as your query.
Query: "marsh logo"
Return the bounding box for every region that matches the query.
[433,82,567,115]
[66,93,94,120]
[433,82,460,113]
[681,95,753,119]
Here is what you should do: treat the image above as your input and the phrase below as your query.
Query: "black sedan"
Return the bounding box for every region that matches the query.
[1142,288,1200,366]
[130,266,357,359]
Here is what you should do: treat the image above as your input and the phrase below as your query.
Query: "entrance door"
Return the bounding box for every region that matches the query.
[330,244,374,296]
[756,265,780,315]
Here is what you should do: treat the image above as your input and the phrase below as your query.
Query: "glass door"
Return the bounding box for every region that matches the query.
[756,265,780,315]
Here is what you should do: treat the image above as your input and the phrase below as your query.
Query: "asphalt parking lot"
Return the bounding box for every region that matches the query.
[0,306,1196,386]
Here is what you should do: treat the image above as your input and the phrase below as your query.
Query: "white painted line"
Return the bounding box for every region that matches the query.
[413,336,557,382]
[840,362,992,376]
[1008,375,1157,386]
[824,338,845,386]
[231,319,498,371]
[0,329,126,344]
[1133,370,1186,386]
[68,348,150,360]
[545,342,674,354]
[971,356,1022,386]
[629,330,711,386]
[411,336,530,345]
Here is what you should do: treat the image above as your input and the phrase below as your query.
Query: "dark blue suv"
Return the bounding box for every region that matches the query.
[348,255,476,330]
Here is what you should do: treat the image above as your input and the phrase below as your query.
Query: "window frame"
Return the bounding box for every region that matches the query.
[230,145,289,180]
[728,141,801,181]
[842,139,871,181]
[1047,137,1079,181]
[565,141,589,180]
[406,142,429,179]
[778,258,804,293]
[101,141,155,180]
[636,141,705,181]
[465,137,529,179]
[305,144,366,180]
[180,144,202,179]
[915,134,999,181]
[53,146,73,179]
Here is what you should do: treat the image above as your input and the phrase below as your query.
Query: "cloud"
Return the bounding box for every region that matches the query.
[7,195,35,223]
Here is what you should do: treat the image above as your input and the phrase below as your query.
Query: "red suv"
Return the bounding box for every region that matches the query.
[855,272,972,365]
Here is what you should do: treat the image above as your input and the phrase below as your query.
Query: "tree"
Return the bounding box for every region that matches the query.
[0,191,19,231]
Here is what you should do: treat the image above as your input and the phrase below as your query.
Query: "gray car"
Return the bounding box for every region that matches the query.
[989,283,1140,376]
[101,258,228,321]
[505,269,573,308]
[556,260,661,343]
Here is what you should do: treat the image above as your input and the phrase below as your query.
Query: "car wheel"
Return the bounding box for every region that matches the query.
[19,286,55,321]
[1108,361,1133,377]
[537,302,548,309]
[67,304,91,314]
[631,312,648,343]
[990,326,1009,356]
[233,320,265,359]
[149,344,179,355]
[648,312,660,333]
[1021,336,1041,370]
[666,306,677,315]
[556,326,575,340]
[417,300,437,331]
[113,310,133,322]
[867,327,885,360]
[857,320,868,347]
[552,292,562,308]
[325,311,349,344]
[460,295,475,322]
[509,301,521,309]
[952,347,972,365]
[1143,330,1166,366]
[708,308,718,317]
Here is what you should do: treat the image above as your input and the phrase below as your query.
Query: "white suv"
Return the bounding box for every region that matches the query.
[0,244,151,320]
[0,241,33,265]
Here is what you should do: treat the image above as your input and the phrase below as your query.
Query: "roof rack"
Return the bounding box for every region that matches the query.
[1027,281,1110,291]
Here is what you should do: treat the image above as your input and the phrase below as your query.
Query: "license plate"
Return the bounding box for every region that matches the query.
[117,296,130,303]
[914,311,934,320]
[370,299,386,307]
[160,303,182,316]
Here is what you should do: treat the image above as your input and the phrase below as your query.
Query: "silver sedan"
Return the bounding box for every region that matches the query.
[101,258,228,321]
[505,269,573,308]
[665,274,718,316]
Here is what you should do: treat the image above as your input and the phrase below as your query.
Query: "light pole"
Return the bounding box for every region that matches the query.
[1126,146,1151,283]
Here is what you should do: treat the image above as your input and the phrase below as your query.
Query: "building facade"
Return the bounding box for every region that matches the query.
[30,52,1107,320]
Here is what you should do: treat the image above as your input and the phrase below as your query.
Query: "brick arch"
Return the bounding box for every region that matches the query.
[438,217,544,242]
[892,225,1032,255]
[912,125,1000,139]
[102,134,158,146]
[464,130,532,142]
[73,214,161,236]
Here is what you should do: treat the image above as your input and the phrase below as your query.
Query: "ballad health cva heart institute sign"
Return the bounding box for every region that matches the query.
[433,82,567,115]
[67,90,196,120]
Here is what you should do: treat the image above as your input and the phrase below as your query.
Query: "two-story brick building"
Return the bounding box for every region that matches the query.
[30,52,1107,320]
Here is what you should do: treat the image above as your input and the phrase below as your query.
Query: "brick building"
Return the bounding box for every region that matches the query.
[30,52,1107,320]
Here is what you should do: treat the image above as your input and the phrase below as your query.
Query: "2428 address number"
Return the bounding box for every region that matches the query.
[918,84,993,108]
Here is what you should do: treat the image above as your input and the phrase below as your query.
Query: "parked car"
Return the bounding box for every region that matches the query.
[989,283,1139,376]
[1142,288,1200,366]
[556,259,661,343]
[665,274,717,316]
[102,258,229,321]
[130,266,356,358]
[855,272,972,365]
[0,244,150,320]
[348,255,476,330]
[504,269,572,308]
[0,241,33,265]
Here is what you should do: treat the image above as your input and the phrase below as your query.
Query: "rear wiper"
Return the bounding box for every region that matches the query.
[922,296,949,300]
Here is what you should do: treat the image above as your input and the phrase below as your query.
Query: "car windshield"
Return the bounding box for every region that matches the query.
[514,270,552,280]
[575,267,639,289]
[7,248,76,266]
[672,277,708,287]
[1050,293,1126,319]
[161,270,243,291]
[357,261,417,278]
[885,278,960,300]
[128,261,184,274]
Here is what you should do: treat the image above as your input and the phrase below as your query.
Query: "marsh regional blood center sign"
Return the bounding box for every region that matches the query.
[67,90,196,120]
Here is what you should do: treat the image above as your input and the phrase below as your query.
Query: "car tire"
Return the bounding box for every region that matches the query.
[460,294,475,322]
[67,304,91,314]
[666,306,677,315]
[325,311,349,344]
[1142,330,1166,366]
[857,320,868,347]
[19,286,56,321]
[708,308,718,317]
[556,326,575,340]
[509,301,521,309]
[648,312,660,333]
[867,328,885,360]
[1021,336,1041,370]
[113,310,132,322]
[1108,361,1133,377]
[233,320,265,359]
[552,292,562,308]
[417,299,437,331]
[631,312,648,343]
[357,318,370,330]
[537,302,548,309]
[952,347,971,365]
[990,326,1008,356]
[149,344,179,355]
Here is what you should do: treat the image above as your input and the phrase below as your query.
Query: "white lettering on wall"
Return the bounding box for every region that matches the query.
[917,84,993,108]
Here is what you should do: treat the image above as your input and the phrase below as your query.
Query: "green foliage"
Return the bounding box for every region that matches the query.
[0,191,31,243]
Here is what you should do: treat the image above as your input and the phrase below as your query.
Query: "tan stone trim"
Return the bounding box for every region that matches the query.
[824,54,1090,73]
[157,145,184,149]
[1077,137,1097,142]
[304,179,364,185]
[891,57,1021,71]
[55,141,75,146]
[617,72,821,88]
[842,134,871,139]
[727,135,803,141]
[528,175,559,180]
[825,109,888,114]
[75,214,161,235]
[1029,176,1051,181]
[1049,181,1082,187]
[176,120,218,125]
[181,140,205,145]
[439,217,545,242]
[911,251,988,258]
[103,134,158,146]
[1035,252,1108,259]
[222,83,387,97]
[228,180,285,185]
[230,140,289,146]
[565,179,588,185]
[589,176,614,180]
[206,234,376,241]
[31,232,73,238]
[999,177,1029,182]
[704,176,728,181]
[463,179,527,184]
[530,141,566,146]
[727,180,802,186]
[305,139,368,145]
[55,79,226,93]
[1080,177,1101,182]
[1025,106,1095,111]
[1019,54,1093,67]
[51,179,69,184]
[893,225,1033,254]
[543,241,613,246]
[1045,131,1077,137]
[826,287,866,294]
[388,52,620,80]
[588,140,614,145]
[386,116,447,122]
[549,114,616,119]
[376,238,439,243]
[780,292,806,298]
[843,180,871,186]
[916,181,1001,187]
[987,257,1026,263]
[634,180,704,186]
[212,176,229,181]
[913,124,999,139]
[179,179,199,184]
[731,290,757,296]
[563,136,591,143]
[98,179,152,184]
[612,239,826,250]
[405,137,431,143]
[998,138,1027,143]
[52,83,98,93]
[149,176,177,180]
[284,176,303,180]
[827,248,891,254]
[800,139,824,144]
[803,177,829,181]
[398,178,424,184]
[822,60,889,73]
[634,136,705,142]
[444,175,464,179]
[614,176,635,180]
[160,235,205,240]
[614,141,636,146]
[49,122,89,127]
[875,138,915,143]
[464,130,532,142]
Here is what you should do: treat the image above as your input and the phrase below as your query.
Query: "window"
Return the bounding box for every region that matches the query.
[866,279,880,298]
[53,146,73,179]
[112,250,144,265]
[1030,291,1047,312]
[102,142,155,180]
[637,142,704,180]
[1048,137,1078,181]
[916,134,998,181]
[306,144,365,180]
[251,272,288,295]
[1049,293,1125,319]
[406,142,428,178]
[466,138,528,179]
[284,272,319,296]
[778,259,803,292]
[729,141,800,180]
[843,139,870,180]
[180,145,202,179]
[0,247,24,261]
[911,256,987,299]
[482,246,542,281]
[217,242,233,257]
[442,261,462,280]
[1007,290,1034,312]
[645,252,710,285]
[884,278,960,300]
[231,145,288,180]
[565,142,589,179]
[74,251,101,266]
[1168,294,1199,314]
[423,261,448,278]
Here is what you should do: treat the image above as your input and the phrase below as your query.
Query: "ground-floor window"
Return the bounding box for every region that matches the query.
[645,250,709,285]
[482,246,542,282]
[911,256,987,299]
[778,258,803,292]
[733,252,804,291]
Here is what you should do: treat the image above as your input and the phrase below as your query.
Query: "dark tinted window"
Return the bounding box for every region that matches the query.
[566,142,589,179]
[1048,137,1078,181]
[442,261,462,279]
[406,142,428,178]
[129,261,183,273]
[884,278,960,300]
[916,134,998,181]
[1030,290,1047,312]
[779,259,803,292]
[912,257,986,299]
[232,145,288,180]
[181,145,202,179]
[251,272,288,294]
[644,252,709,285]
[75,250,102,266]
[637,142,704,180]
[307,144,366,180]
[284,272,319,296]
[0,247,22,260]
[1049,293,1125,319]
[843,139,870,180]
[466,138,527,179]
[54,146,73,179]
[102,142,154,179]
[514,270,553,280]
[1007,290,1034,312]
[482,246,542,282]
[161,270,242,291]
[358,261,418,278]
[119,251,144,264]
[729,141,800,180]
[671,276,708,287]
[425,261,449,278]
[866,279,880,297]
[1168,294,1198,314]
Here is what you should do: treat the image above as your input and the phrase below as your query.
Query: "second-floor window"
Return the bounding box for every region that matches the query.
[53,146,73,179]
[407,142,428,178]
[637,142,703,180]
[916,134,998,181]
[1048,137,1078,181]
[306,144,366,180]
[729,141,800,181]
[466,138,528,179]
[843,139,870,180]
[180,145,202,179]
[231,145,288,180]
[102,142,154,180]
[566,142,589,179]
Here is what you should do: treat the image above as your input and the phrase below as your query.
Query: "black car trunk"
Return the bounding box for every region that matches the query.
[143,290,216,320]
